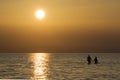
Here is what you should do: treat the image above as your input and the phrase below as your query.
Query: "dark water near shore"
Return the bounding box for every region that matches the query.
[0,53,120,80]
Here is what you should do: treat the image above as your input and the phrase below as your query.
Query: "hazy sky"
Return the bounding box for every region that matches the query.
[0,0,120,52]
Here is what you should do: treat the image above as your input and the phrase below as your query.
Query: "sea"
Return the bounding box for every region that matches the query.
[0,53,119,80]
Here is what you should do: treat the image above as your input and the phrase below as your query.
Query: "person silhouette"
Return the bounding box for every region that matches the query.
[94,56,98,64]
[87,55,92,64]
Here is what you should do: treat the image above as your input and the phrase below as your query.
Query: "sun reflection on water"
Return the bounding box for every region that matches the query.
[32,53,49,80]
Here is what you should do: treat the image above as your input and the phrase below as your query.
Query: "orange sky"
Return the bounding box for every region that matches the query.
[0,0,120,27]
[0,0,120,52]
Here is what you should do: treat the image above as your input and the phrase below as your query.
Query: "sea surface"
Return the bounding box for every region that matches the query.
[0,53,120,80]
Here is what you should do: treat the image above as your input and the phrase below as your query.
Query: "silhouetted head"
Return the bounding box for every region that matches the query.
[95,56,97,58]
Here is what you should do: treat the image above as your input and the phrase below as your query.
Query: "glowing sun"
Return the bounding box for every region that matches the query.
[35,10,45,19]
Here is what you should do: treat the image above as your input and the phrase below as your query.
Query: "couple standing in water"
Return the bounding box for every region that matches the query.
[87,55,98,64]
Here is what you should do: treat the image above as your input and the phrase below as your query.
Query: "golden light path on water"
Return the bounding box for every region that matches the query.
[30,53,49,80]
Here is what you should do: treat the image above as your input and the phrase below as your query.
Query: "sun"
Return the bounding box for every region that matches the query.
[35,9,45,19]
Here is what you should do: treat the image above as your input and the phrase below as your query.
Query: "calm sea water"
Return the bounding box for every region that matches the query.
[0,53,120,80]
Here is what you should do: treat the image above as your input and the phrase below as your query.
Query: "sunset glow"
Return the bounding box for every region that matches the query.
[35,10,45,19]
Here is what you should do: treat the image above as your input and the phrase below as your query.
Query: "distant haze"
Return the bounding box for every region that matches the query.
[0,0,120,53]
